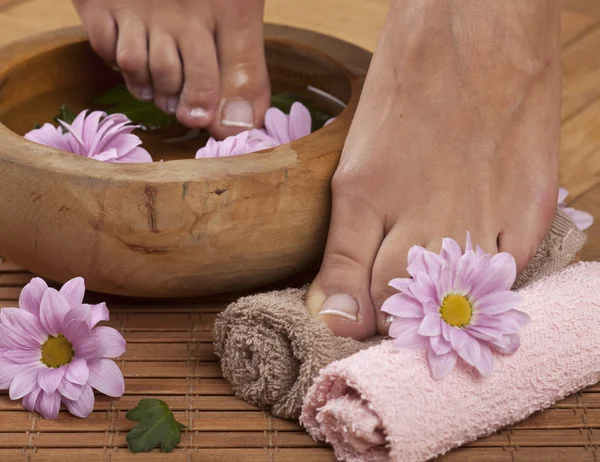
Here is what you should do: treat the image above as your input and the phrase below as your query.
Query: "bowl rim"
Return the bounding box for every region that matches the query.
[0,24,370,184]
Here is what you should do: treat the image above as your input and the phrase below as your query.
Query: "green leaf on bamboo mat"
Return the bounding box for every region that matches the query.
[90,85,175,129]
[126,399,187,453]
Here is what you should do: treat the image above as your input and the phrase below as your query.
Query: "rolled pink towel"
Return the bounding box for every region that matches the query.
[301,262,600,462]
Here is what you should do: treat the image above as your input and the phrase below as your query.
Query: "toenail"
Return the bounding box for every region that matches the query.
[167,97,180,114]
[186,107,209,120]
[318,294,359,322]
[221,100,254,128]
[138,86,154,101]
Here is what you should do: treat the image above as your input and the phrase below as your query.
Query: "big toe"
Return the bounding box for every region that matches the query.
[306,183,383,340]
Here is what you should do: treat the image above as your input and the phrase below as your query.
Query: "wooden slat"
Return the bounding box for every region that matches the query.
[0,411,301,432]
[0,448,338,462]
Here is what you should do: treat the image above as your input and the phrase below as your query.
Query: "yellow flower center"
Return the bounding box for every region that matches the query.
[41,335,74,368]
[439,294,473,327]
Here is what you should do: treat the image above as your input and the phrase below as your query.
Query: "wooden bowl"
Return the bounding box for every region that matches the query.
[0,25,370,298]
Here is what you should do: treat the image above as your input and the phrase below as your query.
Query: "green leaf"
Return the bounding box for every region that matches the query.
[54,104,77,125]
[126,399,187,453]
[90,85,175,130]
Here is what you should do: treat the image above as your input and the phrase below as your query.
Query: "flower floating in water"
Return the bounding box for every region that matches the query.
[0,277,126,419]
[196,102,332,159]
[558,188,593,231]
[382,233,530,380]
[195,130,277,159]
[262,101,313,144]
[25,110,152,163]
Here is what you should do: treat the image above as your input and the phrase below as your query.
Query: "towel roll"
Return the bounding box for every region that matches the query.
[301,263,600,462]
[214,209,586,419]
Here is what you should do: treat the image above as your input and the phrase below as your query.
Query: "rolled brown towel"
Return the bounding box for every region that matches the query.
[214,209,586,419]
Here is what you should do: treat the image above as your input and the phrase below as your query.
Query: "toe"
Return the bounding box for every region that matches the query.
[148,29,183,114]
[175,26,220,129]
[115,16,152,102]
[76,6,118,68]
[209,0,271,138]
[499,205,556,273]
[369,227,418,336]
[306,177,384,340]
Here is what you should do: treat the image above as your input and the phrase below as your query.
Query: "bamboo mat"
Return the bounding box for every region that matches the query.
[1,2,600,461]
[0,258,598,462]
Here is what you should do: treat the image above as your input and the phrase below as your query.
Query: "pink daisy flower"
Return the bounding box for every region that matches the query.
[25,110,152,163]
[0,277,126,419]
[195,130,277,159]
[558,187,593,231]
[382,233,531,380]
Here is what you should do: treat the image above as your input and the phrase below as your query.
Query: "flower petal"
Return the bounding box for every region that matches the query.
[381,293,424,318]
[493,333,521,355]
[264,107,291,144]
[64,357,89,385]
[475,291,522,315]
[63,319,91,345]
[470,253,517,299]
[448,327,469,350]
[406,246,427,276]
[0,308,48,344]
[428,349,458,380]
[563,207,594,231]
[88,303,110,328]
[389,318,430,350]
[456,336,482,368]
[475,342,494,376]
[388,278,412,292]
[73,331,109,360]
[38,367,65,394]
[9,363,44,399]
[3,348,42,364]
[494,309,532,333]
[92,326,126,358]
[63,384,95,418]
[0,356,24,389]
[288,102,312,141]
[59,277,86,308]
[36,391,61,419]
[557,187,569,204]
[22,387,42,413]
[440,237,463,268]
[0,328,33,352]
[39,289,72,336]
[418,313,442,337]
[58,379,84,401]
[18,278,49,317]
[430,335,453,355]
[87,359,125,397]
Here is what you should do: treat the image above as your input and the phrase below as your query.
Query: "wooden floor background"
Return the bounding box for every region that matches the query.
[0,0,600,461]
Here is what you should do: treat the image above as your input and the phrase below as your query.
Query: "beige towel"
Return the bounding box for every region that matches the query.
[214,209,586,419]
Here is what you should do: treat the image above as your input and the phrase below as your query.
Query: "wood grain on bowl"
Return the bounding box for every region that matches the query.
[0,25,371,297]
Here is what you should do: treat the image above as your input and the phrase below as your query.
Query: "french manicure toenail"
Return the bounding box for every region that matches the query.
[189,107,209,119]
[221,100,254,128]
[318,294,359,322]
[139,86,154,101]
[167,97,179,114]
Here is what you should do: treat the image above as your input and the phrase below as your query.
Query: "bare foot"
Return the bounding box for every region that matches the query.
[307,0,561,339]
[73,0,270,138]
